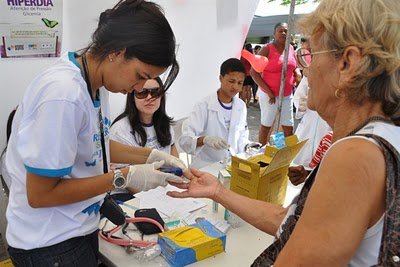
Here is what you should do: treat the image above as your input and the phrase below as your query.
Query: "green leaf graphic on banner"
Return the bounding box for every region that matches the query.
[41,18,58,28]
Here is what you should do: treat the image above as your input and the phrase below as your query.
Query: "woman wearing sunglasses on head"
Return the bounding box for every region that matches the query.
[110,78,179,200]
[4,1,187,266]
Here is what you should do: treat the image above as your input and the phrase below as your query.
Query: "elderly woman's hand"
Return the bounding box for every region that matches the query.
[167,168,222,201]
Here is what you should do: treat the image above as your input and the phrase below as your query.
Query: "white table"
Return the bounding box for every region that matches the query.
[99,197,274,267]
[99,162,301,267]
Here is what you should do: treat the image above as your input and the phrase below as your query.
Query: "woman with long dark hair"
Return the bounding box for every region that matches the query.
[110,78,179,201]
[111,77,178,156]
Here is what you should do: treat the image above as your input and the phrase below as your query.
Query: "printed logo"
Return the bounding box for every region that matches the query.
[82,201,101,215]
[84,159,96,167]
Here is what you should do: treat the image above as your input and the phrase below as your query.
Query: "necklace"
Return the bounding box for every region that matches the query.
[82,53,99,102]
[346,116,393,137]
[82,53,108,173]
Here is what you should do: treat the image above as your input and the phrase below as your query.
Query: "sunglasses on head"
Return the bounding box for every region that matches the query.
[133,87,163,99]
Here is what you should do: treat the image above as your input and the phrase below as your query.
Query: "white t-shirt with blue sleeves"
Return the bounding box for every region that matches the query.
[110,116,175,154]
[5,52,110,250]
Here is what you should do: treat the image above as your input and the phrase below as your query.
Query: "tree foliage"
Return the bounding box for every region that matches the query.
[267,0,319,6]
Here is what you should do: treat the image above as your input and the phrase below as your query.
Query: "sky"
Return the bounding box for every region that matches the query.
[254,0,320,16]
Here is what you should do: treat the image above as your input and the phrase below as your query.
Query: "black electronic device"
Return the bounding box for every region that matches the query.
[100,194,126,226]
[134,208,165,235]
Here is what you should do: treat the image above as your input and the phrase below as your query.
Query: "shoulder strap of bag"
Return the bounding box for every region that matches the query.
[251,164,319,266]
[359,134,400,267]
[82,54,108,174]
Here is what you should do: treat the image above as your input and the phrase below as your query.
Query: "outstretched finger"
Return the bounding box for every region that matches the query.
[183,168,195,179]
[168,181,190,189]
[190,168,206,177]
[167,190,191,198]
[165,174,187,183]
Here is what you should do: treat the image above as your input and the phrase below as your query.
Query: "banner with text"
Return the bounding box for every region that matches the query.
[0,0,63,58]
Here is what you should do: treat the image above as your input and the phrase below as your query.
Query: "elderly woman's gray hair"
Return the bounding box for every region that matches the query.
[297,0,400,124]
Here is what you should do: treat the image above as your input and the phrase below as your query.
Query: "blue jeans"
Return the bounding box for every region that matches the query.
[8,230,99,267]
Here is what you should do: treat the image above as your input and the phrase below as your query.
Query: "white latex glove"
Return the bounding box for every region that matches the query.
[146,149,187,170]
[245,142,262,152]
[203,136,230,150]
[126,161,185,191]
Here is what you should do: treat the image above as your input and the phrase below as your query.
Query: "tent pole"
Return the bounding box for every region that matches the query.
[273,0,296,135]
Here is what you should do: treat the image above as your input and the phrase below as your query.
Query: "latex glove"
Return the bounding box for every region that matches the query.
[203,136,229,150]
[146,149,187,170]
[245,142,262,153]
[126,161,185,191]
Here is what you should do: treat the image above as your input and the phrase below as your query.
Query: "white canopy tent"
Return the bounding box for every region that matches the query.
[247,14,303,38]
[248,0,319,38]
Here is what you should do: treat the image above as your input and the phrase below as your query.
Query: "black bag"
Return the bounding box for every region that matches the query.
[100,194,125,226]
[134,208,165,235]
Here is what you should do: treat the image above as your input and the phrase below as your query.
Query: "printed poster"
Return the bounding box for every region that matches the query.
[0,0,63,58]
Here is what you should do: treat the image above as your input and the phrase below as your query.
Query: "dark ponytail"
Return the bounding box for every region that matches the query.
[84,0,179,91]
[1,107,17,158]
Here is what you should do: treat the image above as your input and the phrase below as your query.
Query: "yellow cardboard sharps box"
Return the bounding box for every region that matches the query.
[230,135,307,205]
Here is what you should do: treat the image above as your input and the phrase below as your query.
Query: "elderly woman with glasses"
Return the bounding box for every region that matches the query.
[168,0,400,266]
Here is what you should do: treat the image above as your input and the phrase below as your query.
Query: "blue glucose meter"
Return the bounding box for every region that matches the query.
[159,167,183,176]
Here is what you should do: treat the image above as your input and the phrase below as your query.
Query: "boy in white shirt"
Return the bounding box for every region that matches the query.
[179,58,255,168]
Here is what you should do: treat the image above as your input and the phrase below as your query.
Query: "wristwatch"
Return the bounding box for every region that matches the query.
[112,169,127,189]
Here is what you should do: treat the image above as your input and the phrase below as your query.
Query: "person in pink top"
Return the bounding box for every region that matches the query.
[251,22,302,145]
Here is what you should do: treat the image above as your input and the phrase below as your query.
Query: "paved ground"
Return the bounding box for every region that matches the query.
[247,104,261,142]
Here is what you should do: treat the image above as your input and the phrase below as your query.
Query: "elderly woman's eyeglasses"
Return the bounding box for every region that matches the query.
[299,49,338,63]
[134,87,163,99]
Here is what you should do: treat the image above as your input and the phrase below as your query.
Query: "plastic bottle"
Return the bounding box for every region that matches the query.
[134,244,162,262]
[216,170,244,228]
[224,209,243,228]
[213,169,231,212]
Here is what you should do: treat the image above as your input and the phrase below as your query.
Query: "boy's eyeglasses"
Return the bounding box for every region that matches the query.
[134,87,163,99]
[299,49,338,63]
